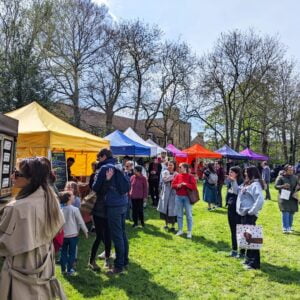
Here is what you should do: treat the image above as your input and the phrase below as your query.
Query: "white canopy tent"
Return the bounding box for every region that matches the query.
[146,138,166,155]
[123,127,157,157]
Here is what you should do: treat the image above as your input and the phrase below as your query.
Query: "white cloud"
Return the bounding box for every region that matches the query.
[93,0,118,22]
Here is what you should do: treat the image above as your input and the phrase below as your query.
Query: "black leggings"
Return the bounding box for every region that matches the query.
[132,198,144,225]
[227,202,241,251]
[90,216,111,262]
[149,179,160,206]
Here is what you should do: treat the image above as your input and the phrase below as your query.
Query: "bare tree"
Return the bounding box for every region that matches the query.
[120,20,161,130]
[42,0,109,127]
[87,26,133,134]
[142,41,197,146]
[198,29,284,151]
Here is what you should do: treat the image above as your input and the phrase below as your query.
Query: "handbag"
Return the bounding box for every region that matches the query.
[187,188,200,204]
[80,191,97,215]
[236,224,263,249]
[187,175,200,205]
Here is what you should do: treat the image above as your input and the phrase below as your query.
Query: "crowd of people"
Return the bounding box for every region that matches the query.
[0,151,299,299]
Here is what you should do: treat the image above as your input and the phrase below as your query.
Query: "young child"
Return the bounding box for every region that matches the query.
[59,191,88,275]
[65,181,81,208]
[130,165,148,228]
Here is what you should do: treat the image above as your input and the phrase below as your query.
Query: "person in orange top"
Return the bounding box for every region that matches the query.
[172,163,197,239]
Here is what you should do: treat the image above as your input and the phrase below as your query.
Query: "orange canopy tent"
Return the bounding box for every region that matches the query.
[176,144,222,164]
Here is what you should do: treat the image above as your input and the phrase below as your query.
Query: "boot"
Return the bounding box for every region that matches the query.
[88,259,101,271]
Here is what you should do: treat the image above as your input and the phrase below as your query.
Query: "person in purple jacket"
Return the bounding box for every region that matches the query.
[129,165,148,228]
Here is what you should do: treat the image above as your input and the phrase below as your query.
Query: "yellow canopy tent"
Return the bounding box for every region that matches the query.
[6,101,109,176]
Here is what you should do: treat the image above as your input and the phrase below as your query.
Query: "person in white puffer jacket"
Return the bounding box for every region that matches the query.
[236,166,265,270]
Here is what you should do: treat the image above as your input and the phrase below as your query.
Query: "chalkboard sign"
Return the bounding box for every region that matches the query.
[0,136,14,198]
[51,152,67,191]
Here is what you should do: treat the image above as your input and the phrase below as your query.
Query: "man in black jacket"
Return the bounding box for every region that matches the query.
[148,157,162,207]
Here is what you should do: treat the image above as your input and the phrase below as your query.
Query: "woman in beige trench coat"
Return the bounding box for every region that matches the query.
[0,157,66,300]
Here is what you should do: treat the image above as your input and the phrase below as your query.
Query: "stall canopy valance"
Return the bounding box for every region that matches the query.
[104,130,151,156]
[239,148,269,161]
[216,145,248,160]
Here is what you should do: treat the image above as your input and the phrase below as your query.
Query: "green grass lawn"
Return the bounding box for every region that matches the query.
[57,184,300,299]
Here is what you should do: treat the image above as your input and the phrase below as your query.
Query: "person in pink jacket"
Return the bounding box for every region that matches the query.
[130,166,148,228]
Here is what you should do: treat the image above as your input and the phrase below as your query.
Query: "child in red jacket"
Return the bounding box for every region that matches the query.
[130,165,148,227]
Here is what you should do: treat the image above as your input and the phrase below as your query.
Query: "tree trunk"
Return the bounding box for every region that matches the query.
[133,64,142,131]
[281,125,288,162]
[105,109,114,135]
[72,70,81,128]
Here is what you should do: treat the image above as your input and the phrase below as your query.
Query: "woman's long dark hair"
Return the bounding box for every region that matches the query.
[16,157,61,238]
[207,162,216,174]
[230,166,244,185]
[244,166,264,189]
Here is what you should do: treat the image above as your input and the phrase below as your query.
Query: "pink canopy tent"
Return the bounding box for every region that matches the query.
[166,144,188,158]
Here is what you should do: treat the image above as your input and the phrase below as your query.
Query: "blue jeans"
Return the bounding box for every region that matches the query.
[282,211,294,229]
[60,236,78,272]
[175,195,193,232]
[107,205,129,269]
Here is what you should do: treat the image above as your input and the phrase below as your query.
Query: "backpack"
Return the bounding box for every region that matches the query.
[105,164,131,195]
[296,164,300,174]
[208,173,218,185]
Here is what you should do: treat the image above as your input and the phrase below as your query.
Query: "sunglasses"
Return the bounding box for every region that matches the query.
[13,170,25,178]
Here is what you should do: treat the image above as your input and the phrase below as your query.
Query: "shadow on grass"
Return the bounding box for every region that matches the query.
[192,235,231,252]
[64,261,178,299]
[127,223,173,240]
[261,262,300,285]
[210,209,227,215]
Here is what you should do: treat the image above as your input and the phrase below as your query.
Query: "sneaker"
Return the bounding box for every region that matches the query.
[287,228,293,233]
[98,251,106,259]
[236,253,245,259]
[228,250,238,257]
[187,232,192,239]
[207,208,212,211]
[163,225,169,230]
[170,227,176,232]
[88,261,101,272]
[106,267,124,276]
[67,269,77,276]
[282,228,288,234]
[243,264,256,270]
[176,230,184,236]
[132,224,138,228]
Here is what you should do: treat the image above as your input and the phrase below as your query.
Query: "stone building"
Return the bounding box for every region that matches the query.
[52,104,191,149]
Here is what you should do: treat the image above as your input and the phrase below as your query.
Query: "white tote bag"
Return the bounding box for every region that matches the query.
[236,224,263,250]
[281,189,291,200]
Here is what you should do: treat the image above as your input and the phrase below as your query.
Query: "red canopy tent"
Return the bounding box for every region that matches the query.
[176,144,222,164]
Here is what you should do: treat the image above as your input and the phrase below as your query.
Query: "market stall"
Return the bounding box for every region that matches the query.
[239,148,269,161]
[216,145,248,160]
[6,102,109,187]
[104,130,151,156]
[124,127,157,156]
[146,138,166,155]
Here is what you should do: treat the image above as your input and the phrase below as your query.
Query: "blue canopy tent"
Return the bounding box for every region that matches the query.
[104,130,151,156]
[216,145,248,160]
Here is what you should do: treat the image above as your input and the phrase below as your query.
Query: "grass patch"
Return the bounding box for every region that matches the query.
[57,184,300,299]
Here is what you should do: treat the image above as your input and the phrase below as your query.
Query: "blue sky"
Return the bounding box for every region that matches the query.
[94,0,300,137]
